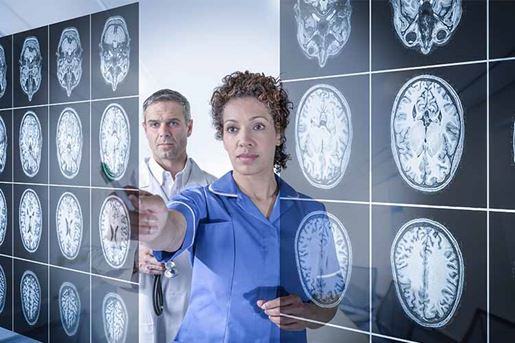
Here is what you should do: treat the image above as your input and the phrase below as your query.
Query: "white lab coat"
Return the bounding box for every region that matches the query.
[138,157,216,343]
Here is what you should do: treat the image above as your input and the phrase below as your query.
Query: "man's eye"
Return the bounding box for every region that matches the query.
[149,122,159,128]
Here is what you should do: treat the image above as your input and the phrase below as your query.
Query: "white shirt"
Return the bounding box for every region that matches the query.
[139,156,216,343]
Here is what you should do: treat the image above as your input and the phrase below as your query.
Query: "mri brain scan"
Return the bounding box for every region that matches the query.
[294,0,352,68]
[99,103,130,181]
[56,192,83,260]
[296,84,352,189]
[19,111,43,178]
[56,27,83,97]
[391,218,464,327]
[20,270,41,326]
[0,189,7,246]
[296,211,352,307]
[0,265,5,313]
[0,44,6,99]
[99,195,130,269]
[391,75,464,192]
[59,281,81,336]
[0,116,7,173]
[99,16,130,92]
[19,36,42,101]
[103,292,128,343]
[56,107,83,179]
[391,0,462,55]
[19,189,42,253]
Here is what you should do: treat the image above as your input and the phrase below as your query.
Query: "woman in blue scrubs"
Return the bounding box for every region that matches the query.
[138,71,340,342]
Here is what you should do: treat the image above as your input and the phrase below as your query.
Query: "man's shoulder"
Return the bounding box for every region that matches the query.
[188,158,217,185]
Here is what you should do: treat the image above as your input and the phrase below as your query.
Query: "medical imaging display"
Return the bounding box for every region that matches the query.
[0,117,7,173]
[18,188,43,254]
[99,195,130,269]
[99,16,130,92]
[0,189,7,246]
[56,192,83,260]
[0,44,6,99]
[56,107,83,179]
[295,210,352,308]
[391,218,464,328]
[0,264,6,313]
[58,281,81,336]
[296,84,352,189]
[99,103,130,181]
[391,74,464,192]
[56,27,83,97]
[20,270,41,326]
[294,0,352,68]
[102,292,128,343]
[19,36,42,102]
[390,0,462,55]
[19,110,43,178]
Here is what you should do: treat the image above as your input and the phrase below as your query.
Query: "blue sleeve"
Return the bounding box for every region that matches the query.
[153,186,207,263]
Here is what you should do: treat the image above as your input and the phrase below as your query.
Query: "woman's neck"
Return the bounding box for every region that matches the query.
[233,170,278,202]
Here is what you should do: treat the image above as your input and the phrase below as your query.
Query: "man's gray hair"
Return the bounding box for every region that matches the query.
[142,89,191,122]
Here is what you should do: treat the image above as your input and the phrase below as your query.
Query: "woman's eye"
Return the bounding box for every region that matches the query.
[226,126,238,133]
[253,123,265,130]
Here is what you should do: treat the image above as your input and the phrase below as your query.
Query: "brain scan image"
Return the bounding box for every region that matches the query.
[56,107,83,179]
[56,192,83,260]
[19,188,42,253]
[102,292,128,343]
[0,44,6,99]
[20,270,41,326]
[99,195,130,269]
[0,116,7,173]
[56,27,83,97]
[19,36,42,101]
[296,84,352,189]
[99,103,130,181]
[391,75,464,192]
[19,111,43,178]
[59,281,81,336]
[391,0,462,55]
[0,265,6,313]
[391,218,464,327]
[294,0,352,68]
[0,189,7,246]
[99,16,130,92]
[295,211,352,308]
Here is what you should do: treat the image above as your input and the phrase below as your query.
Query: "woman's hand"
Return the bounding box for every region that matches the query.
[257,294,337,331]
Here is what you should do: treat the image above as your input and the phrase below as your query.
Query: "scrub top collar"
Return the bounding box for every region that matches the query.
[208,171,301,224]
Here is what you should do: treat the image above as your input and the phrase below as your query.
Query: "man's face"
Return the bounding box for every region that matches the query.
[143,101,192,164]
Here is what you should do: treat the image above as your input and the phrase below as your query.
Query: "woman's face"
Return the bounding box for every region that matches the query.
[222,96,281,178]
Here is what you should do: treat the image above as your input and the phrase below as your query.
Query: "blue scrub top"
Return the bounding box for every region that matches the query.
[155,172,327,342]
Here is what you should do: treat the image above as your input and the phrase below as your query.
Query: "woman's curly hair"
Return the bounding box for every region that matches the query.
[210,71,292,172]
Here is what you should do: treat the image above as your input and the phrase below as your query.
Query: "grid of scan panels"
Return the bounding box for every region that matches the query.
[0,3,139,342]
[280,1,515,342]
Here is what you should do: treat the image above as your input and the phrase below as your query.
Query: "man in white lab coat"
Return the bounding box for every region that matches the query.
[138,89,216,342]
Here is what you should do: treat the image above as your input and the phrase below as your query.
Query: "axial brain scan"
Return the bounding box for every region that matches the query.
[56,27,83,97]
[19,111,43,178]
[56,107,83,179]
[59,281,81,336]
[391,75,464,192]
[102,292,128,343]
[391,218,464,327]
[390,0,462,55]
[0,265,5,313]
[296,211,352,307]
[20,270,41,326]
[294,0,352,68]
[56,192,83,260]
[19,188,42,253]
[0,189,7,246]
[99,16,130,92]
[296,84,352,189]
[99,103,130,181]
[19,36,42,101]
[99,195,130,269]
[0,44,6,99]
[0,116,7,173]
